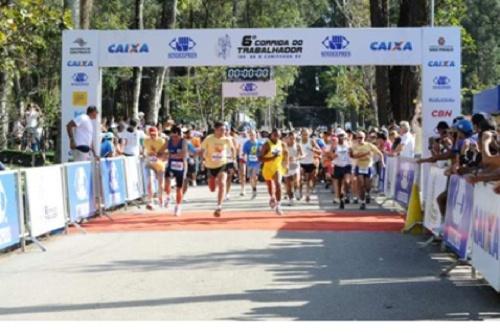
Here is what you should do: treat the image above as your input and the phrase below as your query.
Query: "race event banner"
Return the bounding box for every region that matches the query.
[423,166,448,236]
[394,158,417,207]
[443,175,474,259]
[25,166,66,237]
[471,183,500,292]
[100,158,127,209]
[124,156,144,201]
[0,172,21,250]
[384,156,398,198]
[65,162,96,222]
[223,80,276,98]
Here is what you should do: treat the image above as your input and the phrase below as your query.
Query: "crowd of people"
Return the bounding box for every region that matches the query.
[66,105,500,218]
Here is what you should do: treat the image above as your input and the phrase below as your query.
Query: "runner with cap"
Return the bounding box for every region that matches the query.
[164,126,188,216]
[242,129,263,199]
[143,126,167,210]
[200,121,237,217]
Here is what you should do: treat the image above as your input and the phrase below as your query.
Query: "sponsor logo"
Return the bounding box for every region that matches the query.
[241,82,258,93]
[0,180,7,225]
[473,208,499,259]
[429,36,454,52]
[429,97,456,103]
[370,41,413,51]
[217,34,232,59]
[71,72,89,86]
[433,76,451,90]
[67,60,94,67]
[74,110,86,118]
[321,35,351,58]
[75,167,88,201]
[238,35,303,60]
[428,60,455,67]
[168,37,197,59]
[108,43,149,53]
[72,91,88,106]
[432,109,453,118]
[70,38,91,54]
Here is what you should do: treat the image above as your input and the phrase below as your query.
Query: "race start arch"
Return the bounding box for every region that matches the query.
[61,27,461,161]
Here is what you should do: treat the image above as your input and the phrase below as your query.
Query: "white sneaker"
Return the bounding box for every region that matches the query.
[174,205,181,217]
[289,198,295,206]
[251,191,257,199]
[276,205,284,215]
[240,190,245,197]
[225,194,230,201]
[164,198,171,208]
[269,198,277,209]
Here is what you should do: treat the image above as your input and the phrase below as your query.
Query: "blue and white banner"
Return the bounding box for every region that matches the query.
[378,157,386,193]
[471,183,500,292]
[384,156,398,198]
[100,158,127,209]
[124,156,143,201]
[443,175,474,259]
[423,166,448,236]
[394,158,417,207]
[0,172,21,250]
[65,162,96,222]
[25,166,66,237]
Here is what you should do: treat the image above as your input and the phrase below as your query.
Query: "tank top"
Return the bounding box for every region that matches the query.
[333,143,351,167]
[264,139,283,166]
[168,138,184,171]
[300,139,314,164]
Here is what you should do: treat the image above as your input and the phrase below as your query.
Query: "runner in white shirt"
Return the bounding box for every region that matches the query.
[66,106,99,162]
[329,129,352,209]
[395,121,415,158]
[284,132,304,206]
[299,128,322,202]
[122,119,144,157]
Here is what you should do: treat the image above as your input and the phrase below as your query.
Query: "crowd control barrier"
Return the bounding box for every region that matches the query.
[0,171,23,251]
[64,161,97,224]
[394,157,419,208]
[99,157,127,209]
[384,156,398,199]
[423,165,448,236]
[124,156,144,201]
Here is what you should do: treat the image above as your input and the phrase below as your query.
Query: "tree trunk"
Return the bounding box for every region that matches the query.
[65,0,80,29]
[370,0,391,125]
[389,0,428,121]
[0,72,10,150]
[131,0,144,121]
[147,0,177,126]
[79,0,93,29]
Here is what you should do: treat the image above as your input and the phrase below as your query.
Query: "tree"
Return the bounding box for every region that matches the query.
[131,0,144,120]
[80,0,93,29]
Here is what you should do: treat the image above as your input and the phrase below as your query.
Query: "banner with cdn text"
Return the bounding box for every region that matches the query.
[394,158,417,207]
[0,172,21,250]
[471,183,500,292]
[100,158,127,209]
[25,166,66,237]
[65,162,97,222]
[423,166,448,236]
[443,175,474,259]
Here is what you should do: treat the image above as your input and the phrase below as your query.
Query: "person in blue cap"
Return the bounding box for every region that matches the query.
[100,132,115,158]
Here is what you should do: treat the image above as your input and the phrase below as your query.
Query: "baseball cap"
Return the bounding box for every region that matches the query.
[453,119,473,136]
[335,128,346,136]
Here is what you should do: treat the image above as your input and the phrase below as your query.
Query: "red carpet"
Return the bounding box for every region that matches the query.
[73,210,405,233]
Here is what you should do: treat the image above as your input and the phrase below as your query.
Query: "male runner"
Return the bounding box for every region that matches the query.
[299,128,322,202]
[260,128,288,215]
[164,126,188,216]
[284,132,304,206]
[242,129,263,199]
[223,124,238,200]
[200,121,237,217]
[143,127,166,210]
[237,128,249,196]
[330,129,352,209]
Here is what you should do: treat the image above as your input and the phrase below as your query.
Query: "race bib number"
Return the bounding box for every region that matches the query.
[148,156,158,163]
[212,152,223,161]
[171,161,184,171]
[249,155,258,162]
[358,167,370,175]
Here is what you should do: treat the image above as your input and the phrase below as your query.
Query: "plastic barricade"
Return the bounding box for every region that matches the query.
[423,165,448,236]
[384,156,398,199]
[0,171,23,250]
[124,156,144,201]
[394,157,418,207]
[99,157,127,209]
[64,161,97,223]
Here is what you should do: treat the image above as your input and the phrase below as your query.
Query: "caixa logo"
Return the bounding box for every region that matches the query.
[321,35,351,58]
[71,72,89,86]
[168,37,197,59]
[67,60,93,67]
[433,76,451,89]
[428,60,455,67]
[108,43,149,53]
[370,41,412,51]
[240,83,258,93]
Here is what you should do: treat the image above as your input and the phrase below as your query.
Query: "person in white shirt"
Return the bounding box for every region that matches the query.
[395,121,415,158]
[122,119,144,157]
[66,106,99,162]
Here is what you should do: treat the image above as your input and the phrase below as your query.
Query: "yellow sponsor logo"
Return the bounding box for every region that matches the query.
[72,91,88,106]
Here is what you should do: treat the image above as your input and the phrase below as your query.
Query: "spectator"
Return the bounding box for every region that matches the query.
[100,131,115,158]
[12,119,24,150]
[66,106,99,162]
[122,119,144,157]
[394,121,415,158]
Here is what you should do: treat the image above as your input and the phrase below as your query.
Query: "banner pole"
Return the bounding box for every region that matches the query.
[16,171,26,252]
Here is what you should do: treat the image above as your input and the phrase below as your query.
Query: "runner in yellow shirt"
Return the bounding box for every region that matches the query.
[200,121,237,217]
[143,127,167,210]
[349,131,385,210]
[260,128,288,215]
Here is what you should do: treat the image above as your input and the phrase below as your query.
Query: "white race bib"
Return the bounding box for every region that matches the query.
[358,167,370,175]
[171,161,184,171]
[249,155,258,162]
[212,152,223,161]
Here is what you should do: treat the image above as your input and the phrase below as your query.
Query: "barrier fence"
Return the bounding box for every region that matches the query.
[0,155,498,291]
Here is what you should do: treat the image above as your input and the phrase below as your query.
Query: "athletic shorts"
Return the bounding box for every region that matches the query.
[333,165,352,179]
[187,162,196,176]
[354,166,372,178]
[207,165,228,178]
[247,164,261,175]
[226,162,236,172]
[165,167,186,188]
[300,163,317,174]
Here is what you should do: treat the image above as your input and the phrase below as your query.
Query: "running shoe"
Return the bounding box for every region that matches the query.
[240,190,245,197]
[164,198,171,208]
[269,198,277,209]
[276,205,284,216]
[146,203,154,210]
[353,197,359,204]
[366,194,371,204]
[213,208,222,217]
[345,197,351,204]
[360,203,366,210]
[251,190,257,200]
[339,200,345,210]
[289,198,295,206]
[305,196,311,203]
[174,205,181,217]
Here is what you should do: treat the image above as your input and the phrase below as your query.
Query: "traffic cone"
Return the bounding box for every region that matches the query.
[402,183,424,234]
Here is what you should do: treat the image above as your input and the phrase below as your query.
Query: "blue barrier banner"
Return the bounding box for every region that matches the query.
[0,172,21,250]
[100,158,127,209]
[65,162,96,222]
[443,175,474,259]
[378,157,386,193]
[394,158,417,207]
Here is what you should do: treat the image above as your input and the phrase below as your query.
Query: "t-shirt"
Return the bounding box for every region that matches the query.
[399,132,415,158]
[122,130,144,156]
[351,142,380,168]
[243,140,263,168]
[144,137,166,156]
[100,139,114,157]
[73,114,94,147]
[201,134,233,169]
[26,110,39,128]
[333,144,351,167]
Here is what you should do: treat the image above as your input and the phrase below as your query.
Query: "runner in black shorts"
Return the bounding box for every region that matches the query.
[164,126,188,216]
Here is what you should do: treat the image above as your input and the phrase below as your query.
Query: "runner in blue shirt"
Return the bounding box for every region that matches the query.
[242,129,263,199]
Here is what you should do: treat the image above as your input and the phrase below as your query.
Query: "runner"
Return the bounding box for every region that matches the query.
[299,128,322,202]
[164,126,188,216]
[183,128,199,200]
[349,131,385,210]
[242,129,263,199]
[223,124,238,201]
[143,126,167,210]
[284,132,304,206]
[330,129,352,209]
[237,128,249,196]
[200,121,237,217]
[260,128,288,215]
